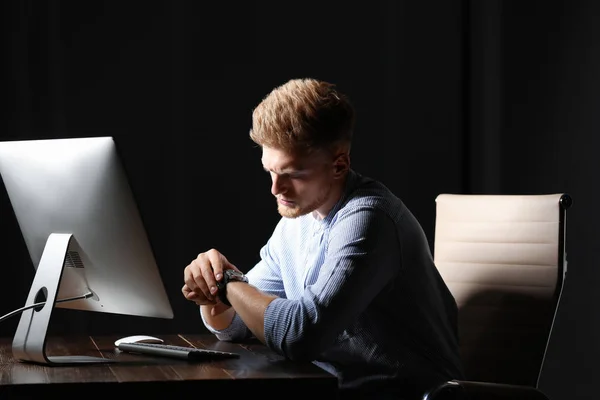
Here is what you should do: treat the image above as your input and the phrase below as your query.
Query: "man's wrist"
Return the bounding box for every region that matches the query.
[216,270,249,306]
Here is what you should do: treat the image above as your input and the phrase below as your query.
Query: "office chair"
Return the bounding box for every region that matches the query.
[422,193,572,400]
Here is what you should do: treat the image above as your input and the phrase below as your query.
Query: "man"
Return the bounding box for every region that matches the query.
[182,78,463,399]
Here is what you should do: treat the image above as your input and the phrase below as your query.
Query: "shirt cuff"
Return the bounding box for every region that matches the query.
[199,306,248,341]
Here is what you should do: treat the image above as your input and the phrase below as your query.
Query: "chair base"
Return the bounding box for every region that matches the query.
[422,380,551,400]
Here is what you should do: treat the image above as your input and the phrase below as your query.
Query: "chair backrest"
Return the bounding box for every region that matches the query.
[433,193,571,387]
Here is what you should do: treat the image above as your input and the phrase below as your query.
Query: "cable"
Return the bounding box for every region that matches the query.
[0,291,94,323]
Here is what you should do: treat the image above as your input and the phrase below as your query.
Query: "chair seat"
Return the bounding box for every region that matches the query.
[423,193,571,399]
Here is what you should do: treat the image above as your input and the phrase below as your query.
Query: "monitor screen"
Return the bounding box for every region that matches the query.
[0,136,173,364]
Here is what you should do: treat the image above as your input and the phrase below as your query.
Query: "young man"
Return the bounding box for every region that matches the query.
[182,78,463,399]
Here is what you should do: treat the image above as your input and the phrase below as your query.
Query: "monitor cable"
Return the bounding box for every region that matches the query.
[0,291,94,323]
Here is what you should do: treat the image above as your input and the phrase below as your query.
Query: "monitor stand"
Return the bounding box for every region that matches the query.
[12,233,116,365]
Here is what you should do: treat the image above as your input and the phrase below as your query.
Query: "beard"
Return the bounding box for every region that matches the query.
[277,183,333,219]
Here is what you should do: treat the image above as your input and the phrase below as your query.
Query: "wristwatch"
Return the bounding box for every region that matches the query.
[216,269,249,307]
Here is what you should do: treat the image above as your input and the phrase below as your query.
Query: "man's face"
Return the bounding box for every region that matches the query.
[261,146,338,219]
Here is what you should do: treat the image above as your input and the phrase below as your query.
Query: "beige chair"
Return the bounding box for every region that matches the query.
[423,193,572,400]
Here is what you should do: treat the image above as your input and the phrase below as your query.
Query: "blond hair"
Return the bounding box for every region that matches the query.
[249,78,355,154]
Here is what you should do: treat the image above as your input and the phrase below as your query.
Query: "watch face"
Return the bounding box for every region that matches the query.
[226,270,248,282]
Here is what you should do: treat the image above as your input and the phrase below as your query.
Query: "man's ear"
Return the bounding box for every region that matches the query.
[333,152,350,178]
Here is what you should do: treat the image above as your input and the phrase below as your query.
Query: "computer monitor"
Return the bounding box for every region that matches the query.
[0,136,173,365]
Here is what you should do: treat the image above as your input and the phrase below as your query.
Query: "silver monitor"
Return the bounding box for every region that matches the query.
[0,136,173,365]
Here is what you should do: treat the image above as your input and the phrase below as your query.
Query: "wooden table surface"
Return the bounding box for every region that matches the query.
[0,333,338,398]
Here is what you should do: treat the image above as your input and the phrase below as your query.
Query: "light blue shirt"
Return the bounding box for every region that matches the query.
[202,170,463,395]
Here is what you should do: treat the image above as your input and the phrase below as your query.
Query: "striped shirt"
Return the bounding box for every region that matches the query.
[202,169,463,396]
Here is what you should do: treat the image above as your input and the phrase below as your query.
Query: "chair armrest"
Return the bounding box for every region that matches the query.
[422,380,550,400]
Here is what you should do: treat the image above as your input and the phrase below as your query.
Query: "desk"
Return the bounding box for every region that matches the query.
[0,333,338,398]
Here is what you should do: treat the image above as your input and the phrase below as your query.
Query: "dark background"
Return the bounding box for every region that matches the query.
[1,1,599,399]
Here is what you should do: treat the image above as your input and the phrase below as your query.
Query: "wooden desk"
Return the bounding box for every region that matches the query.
[0,333,339,398]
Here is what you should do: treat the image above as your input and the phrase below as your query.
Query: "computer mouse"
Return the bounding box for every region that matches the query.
[114,335,164,346]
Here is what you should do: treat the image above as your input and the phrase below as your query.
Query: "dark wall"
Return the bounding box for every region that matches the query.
[1,1,463,335]
[3,1,599,399]
[494,2,600,400]
[465,1,600,399]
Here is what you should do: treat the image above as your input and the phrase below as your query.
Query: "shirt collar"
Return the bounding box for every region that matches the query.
[311,169,359,228]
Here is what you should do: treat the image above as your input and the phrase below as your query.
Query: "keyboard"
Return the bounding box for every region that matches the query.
[117,342,240,361]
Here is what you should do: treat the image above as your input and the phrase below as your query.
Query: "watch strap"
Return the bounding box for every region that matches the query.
[216,276,231,307]
[216,270,248,307]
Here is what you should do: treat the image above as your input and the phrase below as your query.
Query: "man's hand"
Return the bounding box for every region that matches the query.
[182,284,231,316]
[182,248,240,315]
